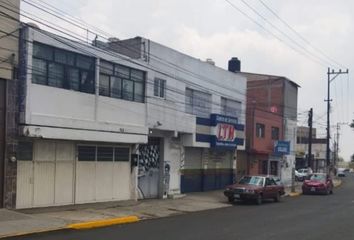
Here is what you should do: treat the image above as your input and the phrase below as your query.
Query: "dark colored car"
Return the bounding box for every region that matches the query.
[224,175,285,205]
[302,173,333,195]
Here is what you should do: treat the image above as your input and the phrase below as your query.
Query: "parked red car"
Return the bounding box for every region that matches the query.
[302,173,333,195]
[224,175,285,205]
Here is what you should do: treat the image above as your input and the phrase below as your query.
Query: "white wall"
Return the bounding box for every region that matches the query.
[24,28,148,144]
[144,39,247,135]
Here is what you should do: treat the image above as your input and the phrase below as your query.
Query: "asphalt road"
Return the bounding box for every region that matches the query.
[6,174,354,240]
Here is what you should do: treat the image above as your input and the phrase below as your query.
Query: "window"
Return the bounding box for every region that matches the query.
[185,88,211,118]
[221,97,241,117]
[78,146,96,161]
[31,42,95,94]
[271,127,280,140]
[115,147,130,161]
[77,145,130,162]
[99,74,110,97]
[99,60,145,103]
[97,147,113,161]
[154,78,166,98]
[17,142,33,161]
[256,123,265,138]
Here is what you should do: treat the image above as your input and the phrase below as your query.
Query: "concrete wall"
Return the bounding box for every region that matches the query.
[22,27,148,144]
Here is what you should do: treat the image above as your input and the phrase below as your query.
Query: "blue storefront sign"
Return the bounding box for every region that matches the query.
[210,114,243,149]
[274,141,290,155]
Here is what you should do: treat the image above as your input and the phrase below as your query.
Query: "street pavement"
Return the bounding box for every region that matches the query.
[4,175,353,240]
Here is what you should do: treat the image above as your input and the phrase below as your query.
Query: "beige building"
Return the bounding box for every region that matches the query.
[295,126,326,172]
[0,0,20,208]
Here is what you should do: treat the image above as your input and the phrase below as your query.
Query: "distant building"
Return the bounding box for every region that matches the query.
[295,127,326,172]
[237,72,299,186]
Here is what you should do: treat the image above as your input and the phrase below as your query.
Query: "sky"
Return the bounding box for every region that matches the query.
[21,0,354,161]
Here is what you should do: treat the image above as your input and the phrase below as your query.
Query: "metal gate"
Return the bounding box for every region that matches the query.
[0,80,5,208]
[138,138,160,199]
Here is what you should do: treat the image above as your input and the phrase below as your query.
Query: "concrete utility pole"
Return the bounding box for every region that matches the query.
[307,108,313,170]
[325,68,349,170]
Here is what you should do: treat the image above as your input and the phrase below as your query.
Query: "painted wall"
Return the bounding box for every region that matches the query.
[248,109,283,154]
[22,27,148,144]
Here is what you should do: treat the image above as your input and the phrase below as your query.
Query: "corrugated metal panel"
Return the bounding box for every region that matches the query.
[16,162,33,208]
[113,162,131,200]
[55,162,74,204]
[75,162,96,203]
[95,162,114,201]
[54,141,74,205]
[33,162,55,206]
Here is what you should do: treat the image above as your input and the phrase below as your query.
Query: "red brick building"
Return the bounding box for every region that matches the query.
[240,73,299,177]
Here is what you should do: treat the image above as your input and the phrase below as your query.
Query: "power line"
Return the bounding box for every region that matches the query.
[224,0,328,68]
[257,0,346,69]
[238,0,335,68]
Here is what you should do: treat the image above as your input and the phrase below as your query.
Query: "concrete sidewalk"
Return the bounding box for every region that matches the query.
[0,179,341,238]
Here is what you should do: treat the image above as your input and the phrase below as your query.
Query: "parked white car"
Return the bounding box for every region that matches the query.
[295,168,312,181]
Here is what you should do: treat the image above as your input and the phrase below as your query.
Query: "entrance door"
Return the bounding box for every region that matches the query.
[0,80,5,208]
[138,138,160,199]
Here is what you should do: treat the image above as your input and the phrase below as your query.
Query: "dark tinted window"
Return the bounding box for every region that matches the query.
[17,142,33,161]
[97,147,113,161]
[78,146,96,161]
[115,147,130,162]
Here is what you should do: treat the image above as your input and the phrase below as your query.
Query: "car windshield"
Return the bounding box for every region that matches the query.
[239,176,264,186]
[309,174,326,181]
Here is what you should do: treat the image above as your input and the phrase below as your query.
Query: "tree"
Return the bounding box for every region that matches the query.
[351,154,354,163]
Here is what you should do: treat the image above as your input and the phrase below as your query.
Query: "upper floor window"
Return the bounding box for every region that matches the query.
[271,127,280,140]
[99,60,145,103]
[185,88,212,118]
[154,78,166,98]
[221,97,241,117]
[256,123,265,138]
[32,42,95,94]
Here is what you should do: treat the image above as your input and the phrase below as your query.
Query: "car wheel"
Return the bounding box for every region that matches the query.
[274,192,281,202]
[228,196,234,203]
[256,194,263,205]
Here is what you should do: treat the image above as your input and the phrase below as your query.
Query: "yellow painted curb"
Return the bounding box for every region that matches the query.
[288,192,301,197]
[67,216,140,230]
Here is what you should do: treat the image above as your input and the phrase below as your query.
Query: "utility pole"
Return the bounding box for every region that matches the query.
[307,108,313,170]
[325,68,349,172]
[334,122,349,167]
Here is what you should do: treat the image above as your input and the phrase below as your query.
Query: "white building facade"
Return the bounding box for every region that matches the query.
[109,37,246,197]
[16,26,148,208]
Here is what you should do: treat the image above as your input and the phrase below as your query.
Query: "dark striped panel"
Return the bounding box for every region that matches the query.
[196,117,211,126]
[196,134,211,143]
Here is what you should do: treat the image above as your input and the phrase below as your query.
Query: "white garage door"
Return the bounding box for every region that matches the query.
[16,140,75,208]
[75,145,131,204]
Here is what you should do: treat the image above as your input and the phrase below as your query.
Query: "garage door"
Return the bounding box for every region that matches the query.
[16,141,75,208]
[75,145,131,204]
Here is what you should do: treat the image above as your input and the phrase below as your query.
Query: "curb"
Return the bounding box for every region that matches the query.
[0,216,140,239]
[67,216,140,230]
[0,227,67,239]
[288,192,301,197]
